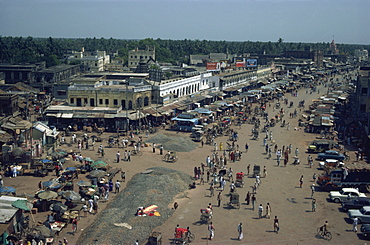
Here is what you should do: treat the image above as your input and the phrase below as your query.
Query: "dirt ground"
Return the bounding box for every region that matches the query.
[6,71,369,245]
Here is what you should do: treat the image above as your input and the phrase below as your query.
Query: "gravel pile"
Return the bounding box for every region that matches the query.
[78,167,192,244]
[145,133,197,152]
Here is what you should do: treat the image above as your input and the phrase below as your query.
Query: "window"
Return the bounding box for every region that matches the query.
[361,88,367,95]
[99,99,103,104]
[70,98,74,104]
[113,99,118,105]
[105,99,109,105]
[84,98,88,105]
[360,104,366,112]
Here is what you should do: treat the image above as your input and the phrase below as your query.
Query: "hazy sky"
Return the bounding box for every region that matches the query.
[1,0,369,44]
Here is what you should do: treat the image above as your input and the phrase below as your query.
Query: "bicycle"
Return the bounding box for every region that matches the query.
[317,227,332,241]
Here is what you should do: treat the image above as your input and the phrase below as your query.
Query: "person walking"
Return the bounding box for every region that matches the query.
[247,164,250,176]
[251,194,256,210]
[127,151,131,161]
[88,199,94,213]
[258,204,263,219]
[299,175,303,188]
[152,143,156,153]
[210,184,215,197]
[312,173,317,182]
[263,166,267,178]
[265,203,272,219]
[71,218,78,235]
[208,222,215,240]
[245,191,250,205]
[245,142,249,153]
[115,180,121,193]
[353,217,358,232]
[116,151,120,163]
[311,184,315,198]
[312,198,316,212]
[237,222,243,241]
[274,216,279,233]
[217,191,222,207]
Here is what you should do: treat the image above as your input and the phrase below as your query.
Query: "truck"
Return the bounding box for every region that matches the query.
[317,168,370,192]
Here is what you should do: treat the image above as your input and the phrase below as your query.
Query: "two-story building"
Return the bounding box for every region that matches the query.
[65,47,110,72]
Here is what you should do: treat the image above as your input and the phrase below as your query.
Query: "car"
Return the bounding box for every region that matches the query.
[342,197,370,212]
[361,224,370,237]
[348,206,370,223]
[329,188,367,203]
[317,150,345,161]
[318,159,344,169]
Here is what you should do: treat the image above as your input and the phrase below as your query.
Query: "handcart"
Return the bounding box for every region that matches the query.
[200,208,212,224]
[253,165,260,177]
[173,227,195,244]
[228,192,240,209]
[235,172,244,187]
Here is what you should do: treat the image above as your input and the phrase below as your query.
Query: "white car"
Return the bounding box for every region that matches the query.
[348,206,370,223]
[318,159,344,169]
[329,188,367,203]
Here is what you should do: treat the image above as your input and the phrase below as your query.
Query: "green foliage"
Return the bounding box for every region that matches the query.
[0,36,369,66]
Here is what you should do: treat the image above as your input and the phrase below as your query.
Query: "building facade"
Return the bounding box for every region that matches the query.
[0,62,46,84]
[65,48,110,72]
[128,46,155,68]
[67,75,152,110]
[355,66,370,120]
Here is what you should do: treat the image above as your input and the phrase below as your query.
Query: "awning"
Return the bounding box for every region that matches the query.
[61,113,74,118]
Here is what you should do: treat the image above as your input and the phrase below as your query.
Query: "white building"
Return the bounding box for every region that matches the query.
[151,72,219,104]
[65,47,110,72]
[354,49,368,62]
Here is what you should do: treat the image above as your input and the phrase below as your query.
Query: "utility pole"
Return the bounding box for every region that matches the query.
[126,81,129,133]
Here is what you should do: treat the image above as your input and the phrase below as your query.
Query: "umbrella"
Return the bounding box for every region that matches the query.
[91,160,108,169]
[83,157,94,162]
[50,202,68,213]
[12,199,33,211]
[37,190,58,200]
[76,180,92,187]
[65,167,77,172]
[89,170,107,178]
[0,186,16,194]
[42,180,62,190]
[58,191,81,201]
[12,199,35,222]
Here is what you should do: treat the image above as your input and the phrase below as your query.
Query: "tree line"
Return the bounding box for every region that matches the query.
[0,36,368,67]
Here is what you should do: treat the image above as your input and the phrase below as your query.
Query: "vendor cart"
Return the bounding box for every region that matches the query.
[228,192,240,209]
[235,172,244,187]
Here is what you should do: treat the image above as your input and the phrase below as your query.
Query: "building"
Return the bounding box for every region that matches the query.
[0,196,28,243]
[67,74,151,109]
[0,92,18,116]
[150,71,217,105]
[65,47,110,72]
[128,46,155,68]
[354,66,370,122]
[284,49,324,68]
[355,49,369,62]
[33,64,80,93]
[0,62,46,84]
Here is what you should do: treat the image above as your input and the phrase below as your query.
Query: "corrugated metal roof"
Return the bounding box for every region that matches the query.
[0,196,27,223]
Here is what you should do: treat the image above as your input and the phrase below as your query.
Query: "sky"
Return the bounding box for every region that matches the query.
[0,0,369,45]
